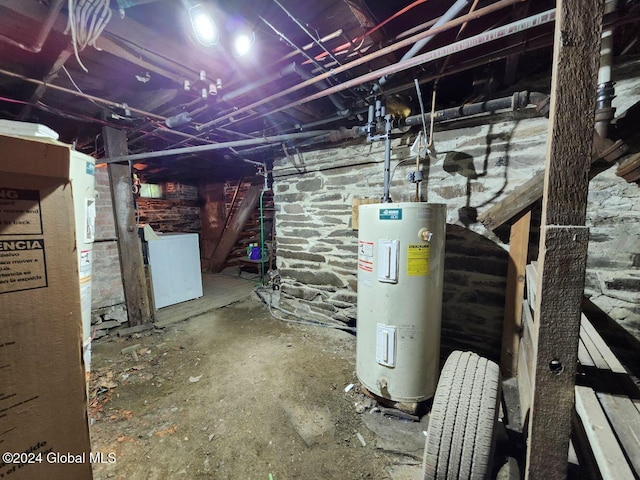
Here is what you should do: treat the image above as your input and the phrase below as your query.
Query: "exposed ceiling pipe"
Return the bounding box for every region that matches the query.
[306,0,430,64]
[372,0,470,93]
[223,9,557,129]
[274,29,343,65]
[259,15,333,79]
[258,14,360,100]
[195,0,525,132]
[0,67,167,121]
[292,107,368,131]
[595,0,618,138]
[200,91,548,159]
[98,129,355,164]
[106,89,550,165]
[221,62,298,103]
[376,32,554,101]
[399,90,547,129]
[0,0,65,53]
[291,64,348,114]
[273,0,342,66]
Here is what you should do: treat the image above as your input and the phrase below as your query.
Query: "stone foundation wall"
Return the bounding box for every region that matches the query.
[273,108,640,361]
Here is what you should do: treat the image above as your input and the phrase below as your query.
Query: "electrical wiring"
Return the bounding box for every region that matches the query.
[306,0,430,64]
[66,0,113,73]
[254,287,356,333]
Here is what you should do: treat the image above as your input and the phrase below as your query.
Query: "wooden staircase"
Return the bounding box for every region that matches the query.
[202,177,275,273]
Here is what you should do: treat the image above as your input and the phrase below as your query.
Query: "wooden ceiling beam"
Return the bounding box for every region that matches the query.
[0,1,226,85]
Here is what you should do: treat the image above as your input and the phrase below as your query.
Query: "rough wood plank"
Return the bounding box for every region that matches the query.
[570,409,611,480]
[581,314,627,374]
[596,392,640,476]
[524,0,604,477]
[501,211,531,377]
[207,183,263,273]
[518,299,535,420]
[153,273,252,327]
[574,386,635,479]
[117,323,154,337]
[352,197,379,230]
[525,228,592,479]
[580,325,610,370]
[525,263,537,311]
[577,338,595,368]
[104,124,151,326]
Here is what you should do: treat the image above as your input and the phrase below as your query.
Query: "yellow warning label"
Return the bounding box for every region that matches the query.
[407,244,430,276]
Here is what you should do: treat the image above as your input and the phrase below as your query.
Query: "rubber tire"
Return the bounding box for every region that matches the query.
[422,351,501,480]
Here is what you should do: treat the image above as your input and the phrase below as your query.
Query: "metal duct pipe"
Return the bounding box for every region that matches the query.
[98,129,360,164]
[196,0,525,132]
[294,107,368,131]
[291,64,348,113]
[374,0,469,92]
[254,9,556,125]
[401,91,546,127]
[0,0,65,53]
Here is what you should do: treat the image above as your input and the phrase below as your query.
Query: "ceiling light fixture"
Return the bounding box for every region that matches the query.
[232,31,255,57]
[189,4,219,47]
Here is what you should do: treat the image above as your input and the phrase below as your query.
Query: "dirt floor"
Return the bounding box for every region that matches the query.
[88,293,429,480]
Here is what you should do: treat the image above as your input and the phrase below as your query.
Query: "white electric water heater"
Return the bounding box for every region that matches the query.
[356,202,446,403]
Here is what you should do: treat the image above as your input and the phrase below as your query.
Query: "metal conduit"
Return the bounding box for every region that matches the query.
[373,0,469,92]
[102,89,548,165]
[243,9,557,126]
[221,62,298,103]
[195,0,525,132]
[98,129,352,164]
[273,0,342,67]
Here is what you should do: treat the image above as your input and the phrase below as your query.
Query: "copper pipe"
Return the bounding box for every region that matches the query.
[196,0,525,132]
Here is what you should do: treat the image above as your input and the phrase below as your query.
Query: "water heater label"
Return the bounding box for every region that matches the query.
[407,244,430,276]
[379,208,402,220]
[358,240,374,273]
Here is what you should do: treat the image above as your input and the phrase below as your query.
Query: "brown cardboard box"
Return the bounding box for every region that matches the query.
[0,134,92,479]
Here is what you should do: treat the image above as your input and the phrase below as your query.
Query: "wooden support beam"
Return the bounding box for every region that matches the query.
[500,211,531,378]
[103,124,151,326]
[524,0,605,477]
[18,46,73,120]
[206,183,263,273]
[478,133,627,231]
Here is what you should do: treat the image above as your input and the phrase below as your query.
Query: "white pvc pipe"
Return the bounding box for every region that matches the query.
[598,0,618,85]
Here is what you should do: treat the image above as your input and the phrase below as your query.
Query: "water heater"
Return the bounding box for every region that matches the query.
[356,202,446,403]
[69,151,96,376]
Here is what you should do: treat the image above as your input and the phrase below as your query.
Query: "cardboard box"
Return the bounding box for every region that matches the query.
[0,134,92,479]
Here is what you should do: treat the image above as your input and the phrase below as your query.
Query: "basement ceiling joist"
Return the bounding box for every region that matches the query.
[0,0,639,181]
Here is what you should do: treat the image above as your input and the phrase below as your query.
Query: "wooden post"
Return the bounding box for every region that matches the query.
[500,211,531,378]
[524,0,605,478]
[103,124,151,326]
